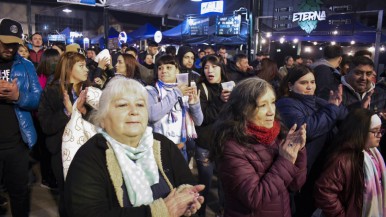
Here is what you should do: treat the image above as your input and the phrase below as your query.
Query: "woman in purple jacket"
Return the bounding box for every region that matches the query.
[212,77,307,217]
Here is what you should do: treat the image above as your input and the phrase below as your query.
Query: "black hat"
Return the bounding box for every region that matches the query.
[0,18,23,44]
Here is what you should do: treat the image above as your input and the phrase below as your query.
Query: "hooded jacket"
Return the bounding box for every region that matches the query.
[340,76,386,112]
[176,46,201,83]
[312,59,341,100]
[10,54,42,148]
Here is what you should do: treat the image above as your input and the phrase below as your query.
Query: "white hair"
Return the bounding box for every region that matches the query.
[90,77,148,128]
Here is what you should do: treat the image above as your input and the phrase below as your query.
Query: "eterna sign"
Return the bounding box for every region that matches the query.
[292,11,326,22]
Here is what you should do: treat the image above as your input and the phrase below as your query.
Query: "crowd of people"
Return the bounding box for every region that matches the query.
[1,17,386,217]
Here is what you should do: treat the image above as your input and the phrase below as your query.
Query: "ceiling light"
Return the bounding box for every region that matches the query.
[191,0,202,1]
[63,8,72,13]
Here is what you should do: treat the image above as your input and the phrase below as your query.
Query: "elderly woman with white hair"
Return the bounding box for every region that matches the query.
[64,77,204,217]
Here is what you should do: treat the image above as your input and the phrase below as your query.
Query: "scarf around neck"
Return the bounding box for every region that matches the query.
[155,80,197,142]
[98,127,159,207]
[362,147,386,217]
[247,120,280,145]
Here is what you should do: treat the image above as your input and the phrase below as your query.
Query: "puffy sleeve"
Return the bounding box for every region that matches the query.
[219,141,299,210]
[15,61,42,110]
[314,155,349,217]
[276,97,345,141]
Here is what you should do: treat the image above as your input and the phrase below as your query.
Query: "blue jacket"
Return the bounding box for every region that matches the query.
[276,92,347,172]
[10,54,42,148]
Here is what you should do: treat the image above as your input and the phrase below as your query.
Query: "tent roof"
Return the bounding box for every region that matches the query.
[108,27,119,38]
[127,23,158,41]
[60,27,71,37]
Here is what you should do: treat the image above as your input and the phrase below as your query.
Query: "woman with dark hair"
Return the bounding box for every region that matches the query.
[146,55,203,161]
[276,65,347,216]
[278,55,294,79]
[35,48,61,190]
[36,48,61,88]
[104,54,144,88]
[256,58,281,94]
[212,77,307,217]
[314,109,386,217]
[142,53,155,70]
[177,45,201,83]
[195,55,229,216]
[38,52,89,216]
[51,42,66,55]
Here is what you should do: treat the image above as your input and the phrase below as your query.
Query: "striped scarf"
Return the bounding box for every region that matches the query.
[156,80,197,142]
[362,148,386,217]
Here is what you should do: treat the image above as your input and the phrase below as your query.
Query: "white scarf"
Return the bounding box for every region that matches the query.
[99,127,159,207]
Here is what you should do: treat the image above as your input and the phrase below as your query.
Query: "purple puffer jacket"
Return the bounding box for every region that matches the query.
[218,139,307,217]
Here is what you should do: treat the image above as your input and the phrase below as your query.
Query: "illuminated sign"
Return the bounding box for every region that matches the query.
[200,1,224,15]
[188,17,209,36]
[70,32,83,38]
[216,15,241,35]
[57,0,97,6]
[294,0,324,34]
[292,11,326,22]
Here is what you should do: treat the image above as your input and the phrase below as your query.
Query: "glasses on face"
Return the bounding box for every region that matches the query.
[369,129,385,137]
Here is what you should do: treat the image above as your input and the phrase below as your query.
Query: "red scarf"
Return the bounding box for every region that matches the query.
[246,120,280,145]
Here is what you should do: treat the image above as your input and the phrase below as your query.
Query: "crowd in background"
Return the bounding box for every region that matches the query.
[1,17,386,217]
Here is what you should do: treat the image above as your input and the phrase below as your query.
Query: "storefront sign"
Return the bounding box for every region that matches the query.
[293,0,325,34]
[292,11,326,22]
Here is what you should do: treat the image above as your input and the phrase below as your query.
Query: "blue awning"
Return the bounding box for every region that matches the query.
[127,23,158,41]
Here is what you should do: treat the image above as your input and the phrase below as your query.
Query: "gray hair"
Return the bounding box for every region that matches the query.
[90,77,148,128]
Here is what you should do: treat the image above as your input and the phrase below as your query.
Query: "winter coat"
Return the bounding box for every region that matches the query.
[195,81,226,150]
[38,83,73,154]
[341,76,386,112]
[64,133,196,217]
[227,61,256,84]
[276,92,347,172]
[146,85,203,144]
[29,47,44,67]
[276,92,348,216]
[312,59,341,100]
[314,152,361,217]
[9,54,42,148]
[218,139,307,217]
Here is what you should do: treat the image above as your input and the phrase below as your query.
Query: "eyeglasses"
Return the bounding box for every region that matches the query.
[369,129,385,137]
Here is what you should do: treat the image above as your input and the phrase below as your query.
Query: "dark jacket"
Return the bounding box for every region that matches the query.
[9,54,42,148]
[38,83,73,154]
[314,152,361,217]
[276,92,347,217]
[29,47,44,67]
[341,76,386,112]
[64,133,196,217]
[218,139,307,217]
[312,59,341,100]
[195,81,226,150]
[276,92,347,172]
[227,61,255,84]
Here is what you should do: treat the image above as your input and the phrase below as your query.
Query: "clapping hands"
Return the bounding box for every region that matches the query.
[279,123,307,164]
[328,84,343,106]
